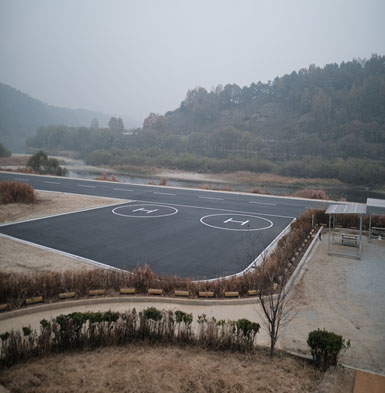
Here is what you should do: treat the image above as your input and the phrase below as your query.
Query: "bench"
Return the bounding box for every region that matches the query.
[341,234,358,246]
[26,296,43,305]
[175,290,190,297]
[199,291,214,298]
[148,289,163,296]
[120,288,136,295]
[372,227,385,237]
[224,291,239,298]
[59,292,76,299]
[89,289,105,296]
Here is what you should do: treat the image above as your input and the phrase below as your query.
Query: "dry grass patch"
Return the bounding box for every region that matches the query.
[219,171,342,187]
[0,190,126,224]
[0,155,29,166]
[0,344,354,393]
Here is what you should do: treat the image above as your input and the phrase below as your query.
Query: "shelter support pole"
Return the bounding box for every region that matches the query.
[359,214,363,259]
[369,213,372,243]
[328,214,332,255]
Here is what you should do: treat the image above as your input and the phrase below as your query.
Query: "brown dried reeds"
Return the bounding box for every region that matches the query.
[93,173,119,182]
[292,188,329,200]
[0,181,36,204]
[198,184,235,192]
[0,167,35,174]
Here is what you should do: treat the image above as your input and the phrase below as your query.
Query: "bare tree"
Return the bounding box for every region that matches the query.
[236,229,298,357]
[256,251,297,357]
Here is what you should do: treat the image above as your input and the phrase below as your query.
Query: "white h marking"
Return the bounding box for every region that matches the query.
[223,218,250,226]
[132,208,159,214]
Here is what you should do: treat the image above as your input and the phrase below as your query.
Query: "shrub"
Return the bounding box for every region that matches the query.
[142,307,162,321]
[22,326,32,336]
[27,150,67,176]
[0,181,36,204]
[0,309,261,368]
[159,177,168,186]
[307,329,350,371]
[0,142,11,157]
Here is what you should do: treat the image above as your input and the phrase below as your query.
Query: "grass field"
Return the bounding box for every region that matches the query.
[0,344,354,393]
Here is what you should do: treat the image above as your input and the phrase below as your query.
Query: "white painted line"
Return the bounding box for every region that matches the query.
[130,199,296,220]
[153,192,176,196]
[77,184,96,188]
[114,188,133,192]
[0,233,121,271]
[44,181,61,185]
[198,196,223,201]
[249,201,277,206]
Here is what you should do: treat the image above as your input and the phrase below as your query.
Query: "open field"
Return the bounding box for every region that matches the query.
[0,344,354,393]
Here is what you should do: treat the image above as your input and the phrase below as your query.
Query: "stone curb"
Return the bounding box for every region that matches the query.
[284,226,323,294]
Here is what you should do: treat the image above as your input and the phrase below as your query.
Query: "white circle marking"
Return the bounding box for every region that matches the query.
[200,213,273,231]
[112,204,178,218]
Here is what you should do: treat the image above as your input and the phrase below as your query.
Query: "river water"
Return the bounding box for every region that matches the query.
[65,164,385,204]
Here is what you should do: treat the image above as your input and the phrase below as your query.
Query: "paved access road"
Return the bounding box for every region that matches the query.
[0,172,327,278]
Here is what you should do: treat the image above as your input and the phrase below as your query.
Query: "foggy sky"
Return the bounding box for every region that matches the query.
[1,0,384,126]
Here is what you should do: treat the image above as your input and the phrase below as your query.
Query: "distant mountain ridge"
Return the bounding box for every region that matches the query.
[0,82,137,152]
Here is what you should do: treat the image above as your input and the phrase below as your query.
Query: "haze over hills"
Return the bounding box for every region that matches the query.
[0,83,138,152]
[26,55,385,186]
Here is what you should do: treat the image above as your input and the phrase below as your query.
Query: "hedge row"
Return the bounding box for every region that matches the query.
[0,308,260,368]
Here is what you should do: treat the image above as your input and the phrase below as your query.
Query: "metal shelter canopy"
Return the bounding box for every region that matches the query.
[366,198,385,242]
[326,204,366,259]
[325,204,367,215]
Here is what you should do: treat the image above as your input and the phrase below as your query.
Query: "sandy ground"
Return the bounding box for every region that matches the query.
[0,191,127,272]
[281,237,385,374]
[0,344,354,393]
[0,190,127,225]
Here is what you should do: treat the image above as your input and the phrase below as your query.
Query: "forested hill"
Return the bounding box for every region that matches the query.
[27,55,385,186]
[0,83,136,152]
[144,55,385,161]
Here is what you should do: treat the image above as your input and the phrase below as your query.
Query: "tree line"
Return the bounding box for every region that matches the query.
[26,55,385,186]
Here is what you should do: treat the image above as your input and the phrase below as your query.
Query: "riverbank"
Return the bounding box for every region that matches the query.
[1,154,385,202]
